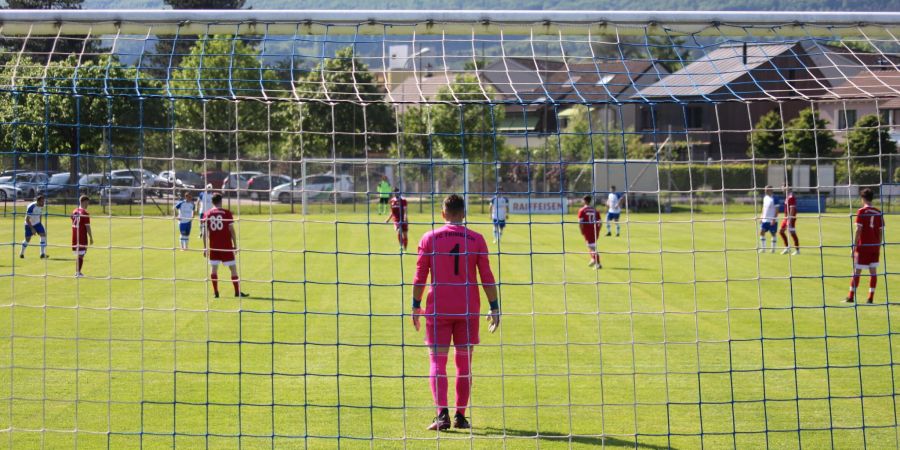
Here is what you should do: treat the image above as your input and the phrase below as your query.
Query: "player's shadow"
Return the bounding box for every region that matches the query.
[478,427,675,449]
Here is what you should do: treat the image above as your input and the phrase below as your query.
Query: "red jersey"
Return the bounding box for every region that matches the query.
[856,205,883,247]
[203,207,235,251]
[577,205,601,236]
[413,224,495,317]
[71,207,90,248]
[784,194,797,218]
[389,197,407,223]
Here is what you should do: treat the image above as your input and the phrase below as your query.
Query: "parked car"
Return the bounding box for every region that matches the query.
[100,176,143,204]
[224,171,264,195]
[203,171,230,190]
[0,182,24,201]
[0,172,49,199]
[0,169,29,178]
[78,173,108,196]
[159,170,205,190]
[272,174,354,204]
[43,172,82,199]
[246,174,292,200]
[111,168,165,197]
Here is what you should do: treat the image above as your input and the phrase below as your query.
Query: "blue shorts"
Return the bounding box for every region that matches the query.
[760,221,777,234]
[606,212,621,221]
[25,223,45,239]
[493,219,506,229]
[179,222,192,236]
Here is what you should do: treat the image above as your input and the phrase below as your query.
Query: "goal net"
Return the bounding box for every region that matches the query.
[0,9,899,448]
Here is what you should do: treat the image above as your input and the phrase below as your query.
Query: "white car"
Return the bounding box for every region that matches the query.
[272,174,354,204]
[100,176,143,204]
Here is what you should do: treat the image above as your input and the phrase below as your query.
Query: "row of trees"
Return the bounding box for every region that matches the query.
[748,108,897,160]
[0,36,504,172]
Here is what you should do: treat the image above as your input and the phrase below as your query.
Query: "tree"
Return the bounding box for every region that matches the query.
[1,0,96,61]
[279,46,396,158]
[846,114,897,161]
[393,105,431,159]
[430,74,505,160]
[0,55,165,177]
[784,108,836,158]
[148,0,247,78]
[747,109,785,159]
[169,36,272,163]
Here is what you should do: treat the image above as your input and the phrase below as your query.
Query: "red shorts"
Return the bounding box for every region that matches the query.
[394,222,408,232]
[581,231,597,245]
[855,248,881,268]
[72,245,87,255]
[425,316,480,347]
[780,219,796,231]
[209,250,236,264]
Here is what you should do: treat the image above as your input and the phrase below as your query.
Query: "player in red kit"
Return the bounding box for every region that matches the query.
[202,193,249,298]
[384,188,409,252]
[411,194,499,431]
[71,195,93,277]
[845,188,884,304]
[577,195,602,269]
[779,186,800,255]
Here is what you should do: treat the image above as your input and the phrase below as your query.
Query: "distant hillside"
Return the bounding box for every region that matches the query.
[75,0,898,11]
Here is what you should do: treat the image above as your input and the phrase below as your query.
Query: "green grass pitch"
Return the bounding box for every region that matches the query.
[0,203,897,449]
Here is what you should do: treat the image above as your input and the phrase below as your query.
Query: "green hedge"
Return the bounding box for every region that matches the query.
[658,163,766,191]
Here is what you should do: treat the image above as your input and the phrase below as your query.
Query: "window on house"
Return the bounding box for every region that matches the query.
[686,106,704,129]
[838,109,858,129]
[640,106,654,130]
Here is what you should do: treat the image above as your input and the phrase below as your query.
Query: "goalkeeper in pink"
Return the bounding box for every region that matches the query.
[411,194,500,431]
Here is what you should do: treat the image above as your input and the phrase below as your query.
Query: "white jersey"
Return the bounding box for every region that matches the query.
[607,193,622,214]
[198,192,213,215]
[25,201,42,225]
[761,195,777,221]
[174,200,195,224]
[491,196,509,220]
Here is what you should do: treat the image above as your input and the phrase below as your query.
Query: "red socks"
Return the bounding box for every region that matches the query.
[869,276,878,300]
[232,275,240,296]
[791,233,799,248]
[76,255,84,272]
[780,231,788,247]
[211,273,219,295]
[429,353,449,414]
[455,348,471,416]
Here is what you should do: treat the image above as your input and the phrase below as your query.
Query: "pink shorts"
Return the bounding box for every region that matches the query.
[425,316,480,347]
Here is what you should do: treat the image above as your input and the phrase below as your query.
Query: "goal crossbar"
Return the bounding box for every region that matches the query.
[0,9,898,36]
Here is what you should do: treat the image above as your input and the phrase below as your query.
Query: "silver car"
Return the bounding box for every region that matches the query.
[224,171,264,195]
[0,181,24,201]
[271,174,354,203]
[0,172,49,199]
[100,176,143,204]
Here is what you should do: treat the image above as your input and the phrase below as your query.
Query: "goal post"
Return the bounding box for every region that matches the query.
[1,9,900,449]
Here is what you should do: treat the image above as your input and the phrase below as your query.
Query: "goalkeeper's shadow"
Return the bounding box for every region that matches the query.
[478,427,675,449]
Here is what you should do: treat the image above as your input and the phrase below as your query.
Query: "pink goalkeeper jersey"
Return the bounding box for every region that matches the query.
[413,223,496,318]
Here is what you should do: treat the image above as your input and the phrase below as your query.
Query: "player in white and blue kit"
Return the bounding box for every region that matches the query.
[759,185,779,253]
[197,184,214,240]
[605,186,624,237]
[20,194,48,259]
[174,191,196,250]
[490,190,509,244]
